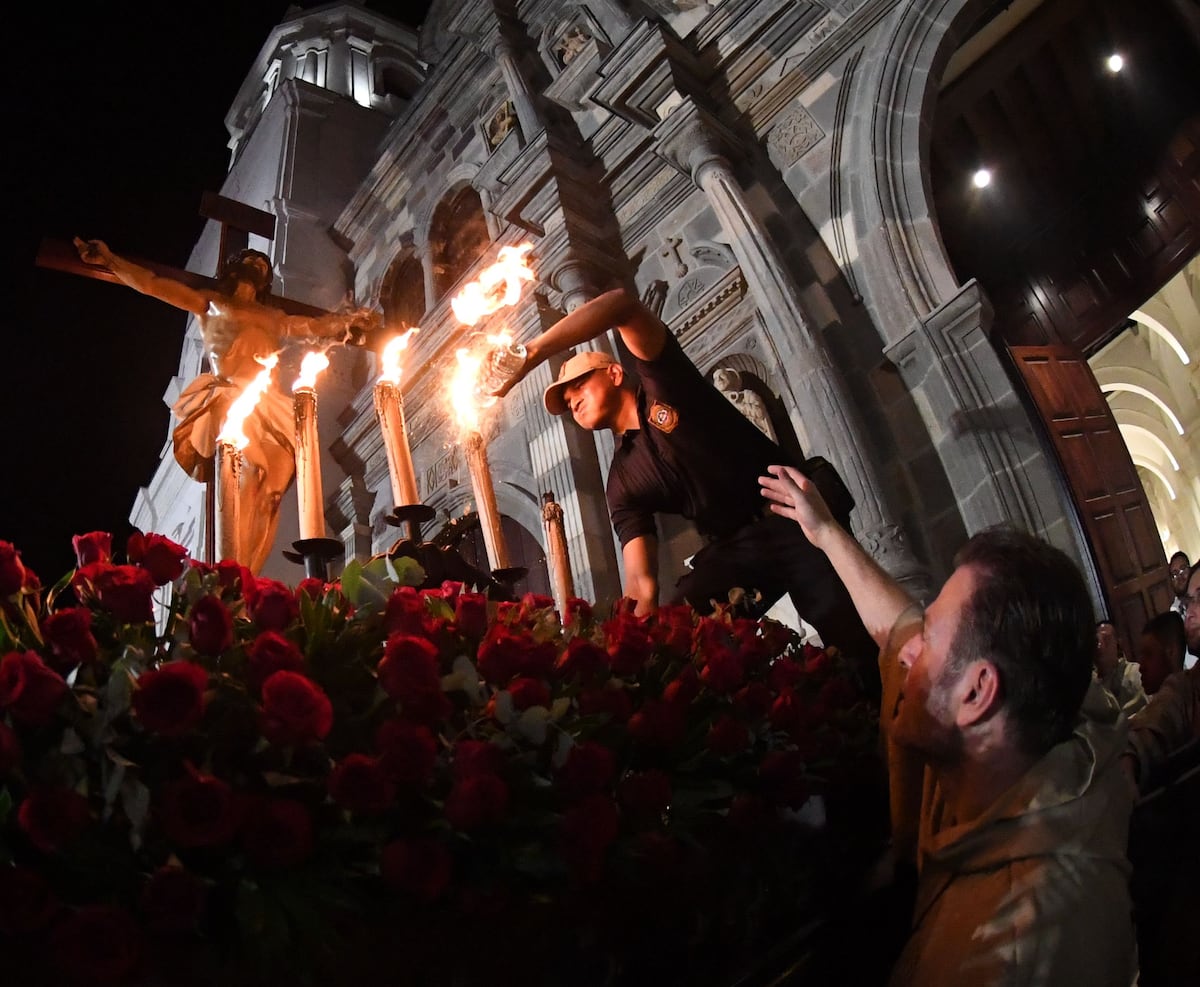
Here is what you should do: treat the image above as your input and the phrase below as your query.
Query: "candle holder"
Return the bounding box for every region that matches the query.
[385,502,437,542]
[284,536,343,581]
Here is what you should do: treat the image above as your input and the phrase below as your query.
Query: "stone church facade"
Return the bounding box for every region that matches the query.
[130,0,1200,626]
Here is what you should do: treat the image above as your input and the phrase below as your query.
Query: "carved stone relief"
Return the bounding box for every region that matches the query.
[767,102,825,171]
[484,100,518,151]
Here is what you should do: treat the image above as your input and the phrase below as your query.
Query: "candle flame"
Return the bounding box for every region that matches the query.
[218,353,279,451]
[450,243,535,326]
[292,350,330,392]
[379,327,419,385]
[449,347,483,435]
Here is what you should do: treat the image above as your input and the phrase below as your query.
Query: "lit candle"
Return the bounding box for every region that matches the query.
[214,441,242,563]
[216,353,279,565]
[292,351,331,541]
[449,347,510,571]
[373,329,421,508]
[541,491,574,613]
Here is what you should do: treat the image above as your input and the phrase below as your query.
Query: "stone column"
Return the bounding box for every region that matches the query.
[655,100,926,590]
[490,38,542,142]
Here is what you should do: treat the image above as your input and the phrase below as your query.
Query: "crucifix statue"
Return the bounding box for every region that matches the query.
[39,193,382,574]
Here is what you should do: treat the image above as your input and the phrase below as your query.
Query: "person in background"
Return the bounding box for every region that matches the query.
[1137,610,1186,696]
[1095,619,1148,716]
[497,286,877,686]
[1168,551,1190,617]
[759,464,1137,987]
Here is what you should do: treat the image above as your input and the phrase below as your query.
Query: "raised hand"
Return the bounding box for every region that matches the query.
[758,464,837,549]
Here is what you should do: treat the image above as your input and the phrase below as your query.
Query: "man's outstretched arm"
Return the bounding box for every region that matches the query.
[621,535,660,616]
[759,464,911,648]
[499,288,667,395]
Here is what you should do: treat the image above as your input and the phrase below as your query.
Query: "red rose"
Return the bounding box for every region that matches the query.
[240,798,314,869]
[627,698,685,751]
[49,904,141,987]
[260,670,333,745]
[518,592,556,620]
[384,585,433,637]
[734,682,774,719]
[554,637,609,683]
[557,741,615,801]
[0,650,68,726]
[604,612,655,676]
[768,657,806,692]
[700,645,745,694]
[577,685,633,722]
[296,577,325,601]
[439,580,465,608]
[707,715,750,756]
[188,594,234,657]
[215,560,254,598]
[730,617,773,669]
[506,676,550,710]
[560,793,619,882]
[381,838,453,901]
[377,634,449,723]
[564,597,593,626]
[141,866,205,934]
[759,750,810,808]
[651,604,695,655]
[328,754,396,814]
[76,563,157,623]
[133,661,208,736]
[0,720,20,775]
[452,739,506,779]
[769,687,816,740]
[476,624,527,686]
[0,541,26,596]
[0,865,59,934]
[662,664,701,706]
[376,719,438,786]
[72,530,112,567]
[618,769,672,825]
[803,643,831,676]
[42,607,99,671]
[249,578,299,631]
[728,793,774,836]
[127,531,188,585]
[246,630,305,691]
[161,770,239,847]
[454,591,489,639]
[445,774,509,831]
[18,785,91,852]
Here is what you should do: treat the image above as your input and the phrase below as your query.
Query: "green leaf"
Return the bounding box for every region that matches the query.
[386,554,425,588]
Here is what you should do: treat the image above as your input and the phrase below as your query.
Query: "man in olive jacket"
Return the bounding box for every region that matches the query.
[760,465,1137,987]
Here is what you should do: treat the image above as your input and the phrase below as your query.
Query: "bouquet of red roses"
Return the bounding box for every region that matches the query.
[0,532,886,987]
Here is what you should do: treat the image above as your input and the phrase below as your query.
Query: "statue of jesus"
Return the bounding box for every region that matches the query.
[74,237,381,573]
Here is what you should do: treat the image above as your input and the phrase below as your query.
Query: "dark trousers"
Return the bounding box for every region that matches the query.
[670,514,880,695]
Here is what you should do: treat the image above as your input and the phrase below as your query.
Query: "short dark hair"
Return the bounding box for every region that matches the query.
[1143,610,1186,665]
[950,527,1095,756]
[1170,550,1190,566]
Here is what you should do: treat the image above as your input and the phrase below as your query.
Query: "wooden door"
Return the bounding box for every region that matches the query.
[1010,345,1172,653]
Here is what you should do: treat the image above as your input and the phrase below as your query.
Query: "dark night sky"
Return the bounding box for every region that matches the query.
[4,1,430,581]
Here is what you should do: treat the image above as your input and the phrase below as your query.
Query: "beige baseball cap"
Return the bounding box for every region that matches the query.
[543,350,618,415]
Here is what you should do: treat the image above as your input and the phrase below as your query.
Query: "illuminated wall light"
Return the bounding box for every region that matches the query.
[1106,53,1124,74]
[972,168,992,189]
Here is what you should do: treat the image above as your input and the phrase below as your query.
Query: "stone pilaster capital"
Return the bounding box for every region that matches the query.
[652,97,731,185]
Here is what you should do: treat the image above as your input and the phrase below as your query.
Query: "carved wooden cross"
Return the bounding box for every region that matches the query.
[35,192,324,317]
[35,193,326,563]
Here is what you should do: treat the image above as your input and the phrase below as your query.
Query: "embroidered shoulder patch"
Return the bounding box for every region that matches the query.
[648,400,679,433]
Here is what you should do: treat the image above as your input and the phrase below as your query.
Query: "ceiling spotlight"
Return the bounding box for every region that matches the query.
[972,168,992,189]
[1106,53,1124,73]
